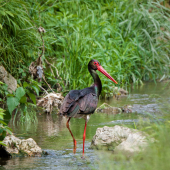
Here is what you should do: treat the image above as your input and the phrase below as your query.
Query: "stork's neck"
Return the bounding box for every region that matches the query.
[88,66,102,97]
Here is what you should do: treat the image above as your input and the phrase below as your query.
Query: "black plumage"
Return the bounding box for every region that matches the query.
[60,87,98,118]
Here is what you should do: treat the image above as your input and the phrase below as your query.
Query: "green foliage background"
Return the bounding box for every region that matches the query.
[0,0,170,94]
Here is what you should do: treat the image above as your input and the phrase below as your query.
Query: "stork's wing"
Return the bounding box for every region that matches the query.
[59,90,81,113]
[59,89,98,117]
[79,93,98,114]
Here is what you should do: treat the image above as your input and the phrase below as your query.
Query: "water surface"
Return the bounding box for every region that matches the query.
[0,82,170,169]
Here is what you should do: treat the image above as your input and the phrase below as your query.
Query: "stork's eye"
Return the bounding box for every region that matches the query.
[94,62,97,65]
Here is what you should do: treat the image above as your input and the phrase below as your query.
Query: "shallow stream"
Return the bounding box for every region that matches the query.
[0,82,170,169]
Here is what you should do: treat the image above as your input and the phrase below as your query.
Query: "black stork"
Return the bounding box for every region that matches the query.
[59,59,118,157]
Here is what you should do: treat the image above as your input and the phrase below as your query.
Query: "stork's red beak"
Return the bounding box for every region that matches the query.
[97,66,118,84]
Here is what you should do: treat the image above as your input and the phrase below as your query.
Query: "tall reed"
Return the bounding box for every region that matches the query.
[0,0,170,96]
[46,0,170,93]
[0,1,40,78]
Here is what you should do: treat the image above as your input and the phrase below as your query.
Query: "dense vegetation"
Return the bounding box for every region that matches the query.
[0,0,170,92]
[0,0,170,152]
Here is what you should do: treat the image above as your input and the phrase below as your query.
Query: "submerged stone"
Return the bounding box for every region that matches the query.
[96,103,132,114]
[113,87,128,99]
[0,135,43,157]
[91,125,154,156]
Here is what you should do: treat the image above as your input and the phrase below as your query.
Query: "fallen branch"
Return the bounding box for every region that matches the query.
[45,59,61,79]
[38,85,48,95]
[42,75,55,93]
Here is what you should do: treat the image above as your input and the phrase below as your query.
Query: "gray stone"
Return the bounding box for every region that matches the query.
[2,135,42,157]
[96,103,132,114]
[113,87,128,96]
[91,125,154,155]
[0,65,17,93]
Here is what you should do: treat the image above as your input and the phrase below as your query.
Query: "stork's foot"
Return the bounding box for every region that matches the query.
[81,155,86,159]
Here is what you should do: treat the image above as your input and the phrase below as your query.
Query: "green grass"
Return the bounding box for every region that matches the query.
[0,0,170,97]
[46,0,170,93]
[0,0,39,78]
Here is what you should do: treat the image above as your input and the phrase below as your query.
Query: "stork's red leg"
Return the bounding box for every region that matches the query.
[66,117,77,154]
[82,120,87,157]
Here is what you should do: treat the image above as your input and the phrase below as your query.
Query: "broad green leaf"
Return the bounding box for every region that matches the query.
[23,82,29,88]
[7,97,19,114]
[0,128,4,134]
[20,96,27,103]
[7,94,15,97]
[16,87,25,101]
[32,85,39,96]
[27,93,36,104]
[0,131,6,140]
[0,24,2,29]
[20,103,26,112]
